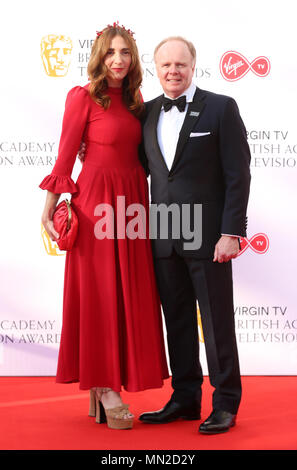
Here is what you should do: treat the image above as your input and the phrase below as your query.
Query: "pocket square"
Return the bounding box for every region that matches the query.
[190,132,211,137]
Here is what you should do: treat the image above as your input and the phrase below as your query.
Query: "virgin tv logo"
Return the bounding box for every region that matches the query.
[220,51,271,81]
[238,233,269,256]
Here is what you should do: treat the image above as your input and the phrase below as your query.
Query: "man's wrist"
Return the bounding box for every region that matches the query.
[221,234,241,250]
[221,233,239,238]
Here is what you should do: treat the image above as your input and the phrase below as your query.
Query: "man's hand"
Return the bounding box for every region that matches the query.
[213,235,239,263]
[78,142,86,163]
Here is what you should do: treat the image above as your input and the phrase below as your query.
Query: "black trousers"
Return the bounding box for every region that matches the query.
[153,248,242,415]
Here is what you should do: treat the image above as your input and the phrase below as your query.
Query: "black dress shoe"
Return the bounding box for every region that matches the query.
[139,399,201,424]
[199,409,236,434]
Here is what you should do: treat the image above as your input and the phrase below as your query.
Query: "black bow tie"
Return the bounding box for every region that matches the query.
[162,95,187,112]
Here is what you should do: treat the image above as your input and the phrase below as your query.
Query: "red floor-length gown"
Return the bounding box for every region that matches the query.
[40,84,169,391]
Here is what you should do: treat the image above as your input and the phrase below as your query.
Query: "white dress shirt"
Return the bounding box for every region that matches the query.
[157,81,239,239]
[157,81,197,170]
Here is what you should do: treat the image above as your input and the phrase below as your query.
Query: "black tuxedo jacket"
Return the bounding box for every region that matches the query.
[139,87,251,259]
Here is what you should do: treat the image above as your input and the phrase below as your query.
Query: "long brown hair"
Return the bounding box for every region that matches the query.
[87,26,144,117]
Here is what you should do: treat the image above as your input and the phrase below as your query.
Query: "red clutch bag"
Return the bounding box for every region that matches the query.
[53,199,78,251]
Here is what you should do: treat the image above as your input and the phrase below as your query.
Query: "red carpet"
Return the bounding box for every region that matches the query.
[0,376,296,450]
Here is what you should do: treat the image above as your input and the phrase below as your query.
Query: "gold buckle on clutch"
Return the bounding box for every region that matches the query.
[65,199,72,231]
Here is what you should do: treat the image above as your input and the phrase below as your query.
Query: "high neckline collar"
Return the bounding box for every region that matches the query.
[106,86,123,94]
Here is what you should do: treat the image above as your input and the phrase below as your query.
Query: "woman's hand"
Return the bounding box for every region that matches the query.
[41,191,61,241]
[77,141,86,163]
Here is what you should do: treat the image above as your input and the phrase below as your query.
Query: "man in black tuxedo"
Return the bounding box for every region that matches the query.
[138,37,251,434]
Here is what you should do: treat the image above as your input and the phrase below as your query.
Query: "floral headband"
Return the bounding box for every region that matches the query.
[96,21,135,40]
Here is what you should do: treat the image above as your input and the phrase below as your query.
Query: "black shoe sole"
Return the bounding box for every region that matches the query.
[199,423,235,434]
[140,414,201,424]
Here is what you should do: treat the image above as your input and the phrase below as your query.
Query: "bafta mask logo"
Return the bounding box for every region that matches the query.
[41,224,65,256]
[41,34,73,77]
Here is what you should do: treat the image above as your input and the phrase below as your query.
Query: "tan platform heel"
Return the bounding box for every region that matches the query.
[104,404,133,430]
[89,388,133,430]
[89,388,107,424]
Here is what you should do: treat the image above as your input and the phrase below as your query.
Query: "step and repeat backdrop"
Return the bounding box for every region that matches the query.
[0,0,296,376]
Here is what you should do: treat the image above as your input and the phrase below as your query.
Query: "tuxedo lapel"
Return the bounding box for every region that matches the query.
[170,88,206,173]
[144,95,169,173]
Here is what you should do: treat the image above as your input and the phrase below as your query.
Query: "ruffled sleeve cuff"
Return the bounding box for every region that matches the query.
[39,174,77,194]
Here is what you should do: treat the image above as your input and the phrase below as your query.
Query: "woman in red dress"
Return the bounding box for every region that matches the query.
[40,23,169,430]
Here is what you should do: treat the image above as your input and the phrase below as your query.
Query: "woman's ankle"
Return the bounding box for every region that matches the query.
[100,389,122,407]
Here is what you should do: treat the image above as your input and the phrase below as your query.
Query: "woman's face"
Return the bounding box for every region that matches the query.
[104,35,132,87]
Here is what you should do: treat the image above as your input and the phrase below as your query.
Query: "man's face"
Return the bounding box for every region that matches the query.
[155,40,195,98]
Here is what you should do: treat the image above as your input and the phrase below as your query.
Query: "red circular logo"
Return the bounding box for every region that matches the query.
[238,233,269,256]
[220,51,271,81]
